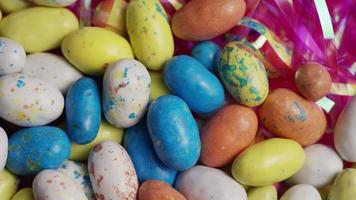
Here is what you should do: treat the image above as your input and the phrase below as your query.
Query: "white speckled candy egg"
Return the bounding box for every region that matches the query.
[103,59,150,128]
[175,165,247,200]
[0,37,26,76]
[88,141,138,200]
[33,169,88,200]
[0,127,7,171]
[280,184,321,200]
[30,0,77,7]
[0,73,64,127]
[57,160,95,200]
[287,144,343,188]
[22,53,83,94]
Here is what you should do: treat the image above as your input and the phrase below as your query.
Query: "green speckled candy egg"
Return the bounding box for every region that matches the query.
[218,40,269,107]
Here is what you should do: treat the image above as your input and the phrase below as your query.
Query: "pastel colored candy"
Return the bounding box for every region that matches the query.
[147,95,200,171]
[328,168,356,200]
[103,59,150,128]
[139,180,187,200]
[66,77,101,144]
[280,184,321,200]
[6,126,71,175]
[0,127,7,171]
[0,0,31,13]
[191,41,221,72]
[164,55,224,114]
[124,118,177,185]
[0,37,26,76]
[30,0,77,7]
[247,185,278,200]
[11,188,34,200]
[0,169,18,200]
[149,71,169,101]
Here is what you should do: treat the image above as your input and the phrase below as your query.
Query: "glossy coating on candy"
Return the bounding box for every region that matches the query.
[259,88,327,146]
[66,77,101,144]
[139,180,187,200]
[124,119,177,185]
[164,55,224,114]
[6,126,71,176]
[58,160,95,200]
[0,73,64,127]
[219,41,269,107]
[171,0,246,41]
[280,184,321,200]
[232,138,305,186]
[191,41,221,72]
[103,59,150,128]
[247,185,277,200]
[328,168,356,200]
[295,62,331,101]
[30,0,77,7]
[175,165,247,200]
[0,127,7,171]
[88,141,138,200]
[147,95,201,171]
[0,37,26,76]
[149,71,169,101]
[62,27,133,76]
[33,169,88,200]
[0,169,18,200]
[11,188,34,200]
[334,96,356,162]
[70,121,124,161]
[126,0,174,70]
[0,7,79,53]
[23,53,83,94]
[200,105,258,167]
[0,0,31,13]
[287,144,343,188]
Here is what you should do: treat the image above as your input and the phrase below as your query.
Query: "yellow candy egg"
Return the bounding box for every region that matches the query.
[232,138,305,186]
[149,71,169,101]
[0,169,19,200]
[0,0,31,13]
[62,27,134,76]
[328,168,356,200]
[70,121,124,161]
[126,0,174,70]
[11,188,34,200]
[247,185,278,200]
[0,7,79,53]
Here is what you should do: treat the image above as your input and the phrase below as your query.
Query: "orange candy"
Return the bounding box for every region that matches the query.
[138,180,187,200]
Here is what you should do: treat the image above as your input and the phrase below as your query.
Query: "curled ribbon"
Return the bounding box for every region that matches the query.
[79,0,92,27]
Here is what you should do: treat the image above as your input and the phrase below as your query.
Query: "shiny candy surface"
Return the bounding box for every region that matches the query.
[0,37,26,76]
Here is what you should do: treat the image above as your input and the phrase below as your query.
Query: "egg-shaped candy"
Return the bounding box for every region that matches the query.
[259,88,327,146]
[149,71,169,101]
[200,105,258,167]
[126,0,174,70]
[147,95,201,171]
[70,121,124,161]
[0,169,18,200]
[139,180,187,200]
[22,53,83,94]
[176,165,247,200]
[103,59,150,128]
[0,73,64,127]
[58,160,95,200]
[247,185,278,200]
[6,126,71,176]
[287,144,343,188]
[0,7,79,53]
[0,37,26,76]
[334,96,356,162]
[328,168,356,200]
[62,27,133,76]
[124,119,177,185]
[232,138,305,186]
[88,141,138,200]
[219,40,269,107]
[0,0,31,13]
[191,41,221,72]
[30,0,76,7]
[281,184,321,200]
[164,55,224,114]
[66,77,101,144]
[11,188,34,200]
[0,127,7,171]
[33,169,88,200]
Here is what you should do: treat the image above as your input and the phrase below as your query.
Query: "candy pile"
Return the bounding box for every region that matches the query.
[0,0,355,200]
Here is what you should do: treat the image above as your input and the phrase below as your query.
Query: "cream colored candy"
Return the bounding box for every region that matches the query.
[0,37,26,76]
[0,127,7,171]
[280,184,321,200]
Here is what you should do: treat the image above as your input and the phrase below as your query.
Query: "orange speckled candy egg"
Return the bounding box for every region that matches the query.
[259,88,327,146]
[200,105,258,167]
[138,180,187,200]
[171,0,246,41]
[295,62,332,101]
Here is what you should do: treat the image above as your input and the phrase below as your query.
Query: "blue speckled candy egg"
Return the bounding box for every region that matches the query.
[66,77,101,144]
[164,55,224,115]
[191,41,221,72]
[6,126,71,176]
[0,37,26,76]
[124,118,177,185]
[147,95,201,171]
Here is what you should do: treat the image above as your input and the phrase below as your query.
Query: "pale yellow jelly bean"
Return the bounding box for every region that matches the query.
[11,188,34,200]
[0,169,19,200]
[70,121,124,161]
[0,7,78,53]
[0,0,31,13]
[247,185,277,200]
[328,168,356,200]
[149,71,169,101]
[232,138,305,186]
